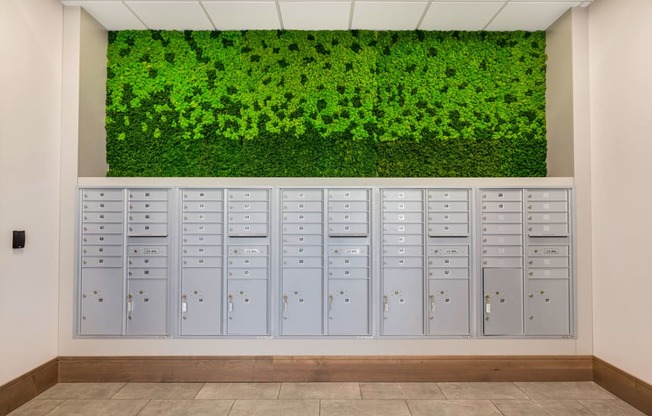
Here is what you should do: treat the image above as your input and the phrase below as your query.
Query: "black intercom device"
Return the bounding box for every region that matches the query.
[12,230,25,249]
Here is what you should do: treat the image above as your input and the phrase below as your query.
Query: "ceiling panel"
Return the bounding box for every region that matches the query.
[62,1,146,30]
[352,2,427,30]
[279,2,351,30]
[486,1,580,31]
[125,1,214,30]
[203,2,281,30]
[420,2,503,31]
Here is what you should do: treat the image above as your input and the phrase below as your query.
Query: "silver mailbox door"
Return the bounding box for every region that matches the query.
[127,280,168,336]
[328,279,369,335]
[428,279,470,336]
[180,269,222,336]
[281,272,323,335]
[483,268,523,336]
[382,272,424,336]
[227,280,268,335]
[525,279,570,335]
[80,271,123,335]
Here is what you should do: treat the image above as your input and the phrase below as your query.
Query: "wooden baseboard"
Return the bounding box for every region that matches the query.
[593,357,652,416]
[58,355,593,383]
[0,358,58,416]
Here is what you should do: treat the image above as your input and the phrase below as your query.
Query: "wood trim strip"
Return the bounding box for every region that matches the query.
[0,358,58,416]
[58,355,593,383]
[593,356,652,416]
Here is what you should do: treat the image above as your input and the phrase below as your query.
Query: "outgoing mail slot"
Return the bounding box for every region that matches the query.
[329,247,368,256]
[428,223,469,237]
[328,189,369,201]
[482,212,523,223]
[229,212,268,223]
[182,245,222,257]
[482,245,523,257]
[183,201,223,212]
[481,234,523,245]
[128,257,167,268]
[528,268,570,279]
[527,201,568,212]
[428,212,468,223]
[528,257,569,268]
[283,256,323,268]
[82,223,123,234]
[329,201,369,211]
[329,267,369,278]
[428,257,468,268]
[428,189,469,201]
[228,257,268,268]
[428,268,470,278]
[383,234,424,245]
[228,189,269,201]
[129,246,167,256]
[83,201,123,211]
[229,246,268,256]
[383,212,423,223]
[329,257,368,268]
[282,189,323,200]
[428,201,469,212]
[82,234,123,245]
[128,267,168,278]
[129,212,168,223]
[182,189,223,200]
[283,223,323,234]
[383,245,423,257]
[283,201,323,212]
[81,256,123,268]
[183,212,223,223]
[228,268,268,278]
[382,189,423,201]
[128,201,168,212]
[283,245,323,257]
[382,201,423,212]
[81,245,122,257]
[283,212,323,223]
[482,223,523,235]
[482,201,523,212]
[128,223,168,237]
[182,234,223,245]
[329,223,368,237]
[481,189,522,201]
[383,223,423,234]
[183,223,223,235]
[527,223,569,237]
[282,234,323,245]
[82,189,123,201]
[527,189,568,201]
[329,212,368,223]
[128,189,168,201]
[228,223,268,237]
[528,246,569,256]
[482,256,523,268]
[182,257,222,268]
[383,257,423,268]
[82,212,123,223]
[428,246,469,256]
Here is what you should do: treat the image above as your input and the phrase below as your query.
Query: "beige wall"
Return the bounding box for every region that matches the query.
[589,0,652,384]
[0,0,62,384]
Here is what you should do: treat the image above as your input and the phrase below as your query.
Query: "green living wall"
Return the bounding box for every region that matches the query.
[106,30,547,177]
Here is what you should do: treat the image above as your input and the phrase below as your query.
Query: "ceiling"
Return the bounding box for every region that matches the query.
[60,0,593,32]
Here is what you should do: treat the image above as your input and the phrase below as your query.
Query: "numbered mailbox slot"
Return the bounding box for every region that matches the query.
[482,190,522,201]
[383,234,424,246]
[382,189,423,201]
[183,245,222,257]
[128,268,168,278]
[329,212,368,223]
[527,189,569,201]
[428,189,469,201]
[283,212,323,223]
[383,245,424,257]
[229,268,269,278]
[128,201,168,212]
[283,256,323,268]
[129,212,167,223]
[428,223,469,237]
[328,189,369,201]
[527,223,569,237]
[329,201,369,212]
[428,257,469,268]
[82,245,122,257]
[329,267,369,279]
[329,223,369,237]
[482,201,523,212]
[428,212,468,223]
[82,189,123,201]
[527,201,569,212]
[527,212,568,223]
[528,268,570,279]
[428,201,469,212]
[383,257,423,268]
[383,212,423,223]
[128,256,167,268]
[482,245,523,257]
[482,223,523,235]
[183,212,223,223]
[283,245,323,257]
[228,257,268,268]
[82,212,123,223]
[229,212,268,223]
[82,223,123,234]
[482,257,523,268]
[183,201,223,212]
[228,223,268,237]
[82,234,123,245]
[183,223,224,235]
[283,234,323,245]
[129,189,168,201]
[228,189,269,201]
[183,257,222,268]
[81,256,123,268]
[329,257,369,268]
[382,201,423,212]
[128,223,168,237]
[182,234,223,245]
[482,212,523,223]
[282,189,323,200]
[383,223,423,234]
[527,257,569,268]
[284,201,323,212]
[428,268,470,279]
[83,201,124,211]
[482,234,523,246]
[182,189,223,200]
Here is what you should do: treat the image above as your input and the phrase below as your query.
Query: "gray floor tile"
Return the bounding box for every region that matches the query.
[195,383,280,400]
[492,399,550,416]
[7,400,64,416]
[111,383,204,399]
[407,399,503,416]
[535,400,595,415]
[228,400,319,416]
[136,399,234,416]
[579,399,647,415]
[36,383,126,400]
[438,382,529,400]
[515,382,615,400]
[321,399,411,416]
[45,399,148,416]
[360,382,445,399]
[279,382,361,399]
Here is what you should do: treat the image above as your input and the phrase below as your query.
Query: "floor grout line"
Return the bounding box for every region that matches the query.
[133,399,151,416]
[226,399,236,416]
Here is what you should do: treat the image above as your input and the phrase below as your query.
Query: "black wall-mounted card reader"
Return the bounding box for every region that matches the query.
[13,230,25,249]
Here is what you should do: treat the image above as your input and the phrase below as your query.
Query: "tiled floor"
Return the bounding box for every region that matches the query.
[9,381,646,416]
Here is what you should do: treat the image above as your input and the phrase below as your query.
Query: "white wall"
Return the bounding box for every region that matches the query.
[0,0,62,385]
[589,0,652,384]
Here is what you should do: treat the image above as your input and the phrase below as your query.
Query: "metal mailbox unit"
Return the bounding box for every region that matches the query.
[226,189,271,335]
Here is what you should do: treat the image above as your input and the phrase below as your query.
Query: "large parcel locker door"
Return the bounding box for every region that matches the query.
[227,280,268,335]
[482,268,523,336]
[382,271,424,335]
[127,280,168,335]
[525,279,570,335]
[281,272,323,335]
[428,279,469,336]
[327,279,369,335]
[80,270,123,335]
[180,269,222,336]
